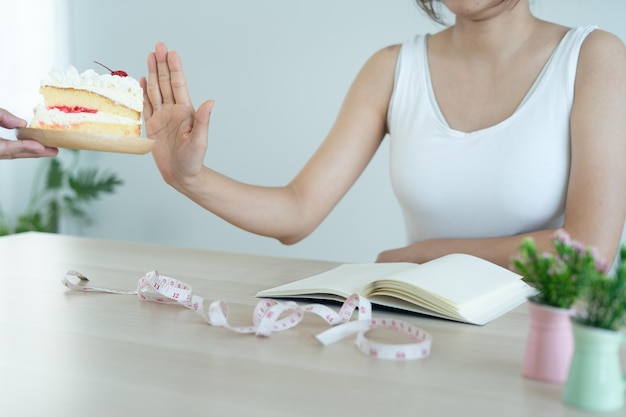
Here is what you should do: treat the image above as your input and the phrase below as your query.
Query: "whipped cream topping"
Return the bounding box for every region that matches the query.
[41,66,143,112]
[31,103,141,126]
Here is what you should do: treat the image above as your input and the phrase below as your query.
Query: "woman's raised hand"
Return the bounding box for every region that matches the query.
[141,42,214,188]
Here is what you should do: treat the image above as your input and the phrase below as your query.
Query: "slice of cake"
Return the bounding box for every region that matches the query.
[30,64,143,137]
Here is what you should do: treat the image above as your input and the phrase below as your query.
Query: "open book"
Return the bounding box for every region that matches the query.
[256,253,537,325]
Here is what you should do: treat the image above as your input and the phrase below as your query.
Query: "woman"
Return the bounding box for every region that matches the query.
[142,0,626,267]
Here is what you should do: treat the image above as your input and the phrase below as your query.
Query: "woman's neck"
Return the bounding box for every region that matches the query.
[444,2,539,64]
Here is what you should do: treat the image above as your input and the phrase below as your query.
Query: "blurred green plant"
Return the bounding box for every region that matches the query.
[0,150,123,235]
[511,230,603,309]
[578,245,626,331]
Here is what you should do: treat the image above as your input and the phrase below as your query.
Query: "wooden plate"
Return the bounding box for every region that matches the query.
[16,127,155,155]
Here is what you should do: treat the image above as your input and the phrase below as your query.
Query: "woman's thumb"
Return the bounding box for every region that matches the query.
[194,100,214,133]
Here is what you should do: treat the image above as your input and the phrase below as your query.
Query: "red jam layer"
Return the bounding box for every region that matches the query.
[49,105,98,114]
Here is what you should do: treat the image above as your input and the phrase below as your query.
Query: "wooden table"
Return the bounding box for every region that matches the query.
[0,232,623,417]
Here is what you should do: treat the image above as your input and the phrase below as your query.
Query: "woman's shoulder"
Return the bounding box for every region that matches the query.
[580,29,626,59]
[581,28,626,57]
[371,43,403,62]
[364,35,428,69]
[577,28,626,76]
[360,43,403,75]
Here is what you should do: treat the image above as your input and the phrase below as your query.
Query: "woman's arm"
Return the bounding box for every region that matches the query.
[142,43,400,244]
[563,29,626,262]
[378,30,626,267]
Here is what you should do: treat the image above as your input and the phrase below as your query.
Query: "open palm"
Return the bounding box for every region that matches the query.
[142,42,214,186]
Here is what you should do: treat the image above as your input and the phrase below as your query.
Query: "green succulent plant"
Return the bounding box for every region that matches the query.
[578,245,626,331]
[512,230,626,331]
[511,230,602,309]
[0,150,122,235]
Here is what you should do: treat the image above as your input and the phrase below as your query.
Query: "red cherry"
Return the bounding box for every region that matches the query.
[94,61,128,77]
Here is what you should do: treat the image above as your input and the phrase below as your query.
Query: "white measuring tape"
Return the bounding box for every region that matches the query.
[62,270,432,361]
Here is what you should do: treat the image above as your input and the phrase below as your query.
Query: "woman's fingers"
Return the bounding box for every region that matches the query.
[144,43,191,110]
[145,51,161,110]
[0,108,26,129]
[167,50,191,107]
[155,43,175,104]
[0,139,58,159]
[140,77,153,119]
[194,100,215,136]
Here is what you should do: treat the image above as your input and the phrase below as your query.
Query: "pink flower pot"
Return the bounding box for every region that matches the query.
[522,298,574,383]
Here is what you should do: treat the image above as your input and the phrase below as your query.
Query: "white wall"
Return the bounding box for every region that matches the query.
[4,0,626,263]
[0,0,69,219]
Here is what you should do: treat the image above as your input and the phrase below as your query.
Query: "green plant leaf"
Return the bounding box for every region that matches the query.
[45,159,65,190]
[581,252,626,331]
[62,196,90,224]
[15,212,52,233]
[45,199,60,233]
[2,150,124,236]
[0,223,10,236]
[0,209,11,236]
[68,169,123,202]
[511,233,601,309]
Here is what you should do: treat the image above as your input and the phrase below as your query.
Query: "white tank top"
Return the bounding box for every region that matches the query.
[387,25,596,243]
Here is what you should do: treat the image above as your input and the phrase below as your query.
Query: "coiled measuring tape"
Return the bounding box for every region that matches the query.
[62,270,432,361]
